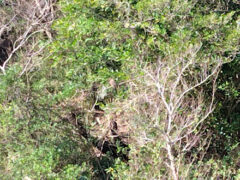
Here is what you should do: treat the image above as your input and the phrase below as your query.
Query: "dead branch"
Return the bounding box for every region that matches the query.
[0,0,56,75]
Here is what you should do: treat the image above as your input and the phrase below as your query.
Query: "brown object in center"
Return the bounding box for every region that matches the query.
[109,78,116,88]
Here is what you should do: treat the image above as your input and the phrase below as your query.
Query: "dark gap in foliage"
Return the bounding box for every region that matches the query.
[0,38,13,66]
[207,55,240,157]
[65,112,129,161]
[60,110,129,179]
[91,3,118,21]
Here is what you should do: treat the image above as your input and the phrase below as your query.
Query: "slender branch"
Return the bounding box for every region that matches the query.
[0,28,43,74]
[173,62,221,112]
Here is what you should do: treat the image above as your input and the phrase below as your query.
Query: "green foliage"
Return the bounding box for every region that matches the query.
[208,55,240,157]
[0,0,239,179]
[51,0,133,88]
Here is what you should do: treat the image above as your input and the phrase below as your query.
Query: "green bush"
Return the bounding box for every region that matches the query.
[0,0,239,179]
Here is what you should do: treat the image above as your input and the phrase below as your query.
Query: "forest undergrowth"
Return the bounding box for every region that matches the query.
[0,0,239,179]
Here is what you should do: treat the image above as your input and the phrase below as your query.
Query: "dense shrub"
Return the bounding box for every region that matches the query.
[0,0,239,179]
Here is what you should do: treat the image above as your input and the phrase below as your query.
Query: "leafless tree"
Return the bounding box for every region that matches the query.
[128,42,222,179]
